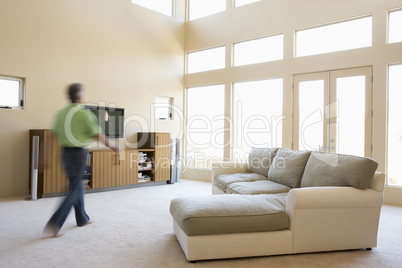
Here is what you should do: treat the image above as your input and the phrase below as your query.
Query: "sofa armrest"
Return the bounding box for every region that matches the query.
[287,186,384,212]
[286,184,385,252]
[211,162,248,183]
[370,172,385,192]
[287,171,385,211]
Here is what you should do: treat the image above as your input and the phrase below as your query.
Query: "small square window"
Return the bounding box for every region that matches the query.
[155,97,173,120]
[0,75,25,110]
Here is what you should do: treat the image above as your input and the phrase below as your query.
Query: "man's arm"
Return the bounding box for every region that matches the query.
[94,133,120,153]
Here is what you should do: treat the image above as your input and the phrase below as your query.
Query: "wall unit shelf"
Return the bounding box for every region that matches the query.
[137,132,171,182]
[29,130,171,197]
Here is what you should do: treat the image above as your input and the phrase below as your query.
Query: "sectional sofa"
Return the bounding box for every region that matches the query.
[170,148,385,261]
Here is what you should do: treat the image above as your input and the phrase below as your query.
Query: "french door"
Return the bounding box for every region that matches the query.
[293,66,372,157]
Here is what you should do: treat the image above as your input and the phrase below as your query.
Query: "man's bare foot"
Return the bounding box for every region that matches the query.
[43,222,63,238]
[79,220,94,227]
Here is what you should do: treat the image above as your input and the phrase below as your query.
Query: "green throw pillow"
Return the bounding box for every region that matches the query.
[300,152,378,189]
[247,148,279,177]
[268,149,311,188]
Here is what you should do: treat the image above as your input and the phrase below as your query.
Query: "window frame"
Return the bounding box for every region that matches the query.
[186,46,226,74]
[295,15,373,57]
[232,78,284,161]
[188,0,226,21]
[234,0,261,8]
[185,84,226,169]
[386,63,402,187]
[0,75,25,110]
[131,0,175,17]
[232,34,284,67]
[388,8,402,44]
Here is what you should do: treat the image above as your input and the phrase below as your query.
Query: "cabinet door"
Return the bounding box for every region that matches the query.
[154,133,171,182]
[116,150,138,186]
[137,132,155,149]
[91,151,118,189]
[43,131,68,194]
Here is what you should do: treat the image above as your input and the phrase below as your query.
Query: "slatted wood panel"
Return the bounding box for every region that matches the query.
[154,133,171,182]
[43,131,68,194]
[91,151,117,189]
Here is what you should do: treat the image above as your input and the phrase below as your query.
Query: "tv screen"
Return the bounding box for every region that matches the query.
[85,106,124,138]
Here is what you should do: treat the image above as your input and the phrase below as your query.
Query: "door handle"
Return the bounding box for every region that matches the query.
[114,153,120,166]
[115,153,120,166]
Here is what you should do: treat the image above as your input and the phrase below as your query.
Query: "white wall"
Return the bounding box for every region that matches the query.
[182,0,402,206]
[0,0,186,197]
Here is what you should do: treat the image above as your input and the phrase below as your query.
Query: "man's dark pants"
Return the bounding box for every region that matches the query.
[49,147,90,229]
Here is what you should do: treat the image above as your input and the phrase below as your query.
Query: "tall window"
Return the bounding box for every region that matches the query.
[186,85,225,168]
[233,35,283,66]
[387,64,402,186]
[187,46,226,74]
[233,79,283,161]
[296,16,372,57]
[0,75,25,110]
[234,0,260,8]
[131,0,173,17]
[188,0,226,21]
[389,9,402,44]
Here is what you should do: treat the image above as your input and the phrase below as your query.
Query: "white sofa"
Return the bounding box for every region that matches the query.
[170,148,385,261]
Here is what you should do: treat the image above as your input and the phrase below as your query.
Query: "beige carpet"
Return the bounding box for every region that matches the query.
[0,179,401,268]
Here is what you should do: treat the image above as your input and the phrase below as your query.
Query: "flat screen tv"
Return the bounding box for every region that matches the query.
[85,105,125,138]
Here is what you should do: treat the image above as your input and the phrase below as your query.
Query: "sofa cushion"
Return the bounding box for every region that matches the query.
[247,147,279,176]
[214,173,268,193]
[170,194,288,236]
[226,180,291,195]
[268,149,311,188]
[300,152,378,189]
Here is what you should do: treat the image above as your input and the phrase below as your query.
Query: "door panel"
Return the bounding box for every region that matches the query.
[293,72,329,152]
[330,67,372,156]
[293,67,372,157]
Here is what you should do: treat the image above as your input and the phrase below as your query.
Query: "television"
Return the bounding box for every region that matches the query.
[85,105,125,138]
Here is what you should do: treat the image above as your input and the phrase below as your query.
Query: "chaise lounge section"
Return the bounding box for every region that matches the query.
[170,148,385,261]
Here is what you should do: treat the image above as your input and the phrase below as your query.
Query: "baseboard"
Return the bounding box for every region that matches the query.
[41,181,169,198]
